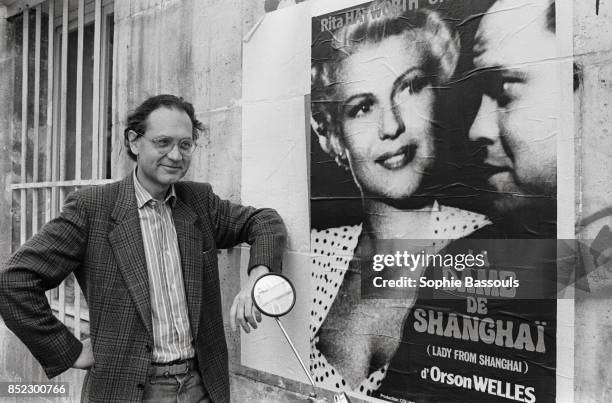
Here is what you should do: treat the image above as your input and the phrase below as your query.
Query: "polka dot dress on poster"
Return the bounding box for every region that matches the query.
[309,203,490,396]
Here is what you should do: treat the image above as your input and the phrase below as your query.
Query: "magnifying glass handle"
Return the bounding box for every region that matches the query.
[274,317,318,389]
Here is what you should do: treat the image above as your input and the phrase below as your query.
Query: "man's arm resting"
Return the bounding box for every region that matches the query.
[204,185,287,331]
[205,184,287,273]
[230,265,270,333]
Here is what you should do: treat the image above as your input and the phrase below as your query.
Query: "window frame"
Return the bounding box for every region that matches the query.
[9,0,115,339]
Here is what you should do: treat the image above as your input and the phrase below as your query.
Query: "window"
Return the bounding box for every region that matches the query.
[9,0,114,338]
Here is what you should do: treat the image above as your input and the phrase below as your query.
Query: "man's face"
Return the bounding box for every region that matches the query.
[469,0,558,213]
[130,107,193,197]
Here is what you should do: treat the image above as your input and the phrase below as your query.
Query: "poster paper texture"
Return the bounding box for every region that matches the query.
[309,1,560,401]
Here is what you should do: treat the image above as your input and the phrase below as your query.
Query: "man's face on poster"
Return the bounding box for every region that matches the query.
[469,0,558,214]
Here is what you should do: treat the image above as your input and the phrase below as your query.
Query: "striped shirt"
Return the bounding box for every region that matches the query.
[133,171,195,363]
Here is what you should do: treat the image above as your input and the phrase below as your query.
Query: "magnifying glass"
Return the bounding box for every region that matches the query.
[252,273,352,403]
[252,273,320,400]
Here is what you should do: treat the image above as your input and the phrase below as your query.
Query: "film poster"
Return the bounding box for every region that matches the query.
[309,0,560,402]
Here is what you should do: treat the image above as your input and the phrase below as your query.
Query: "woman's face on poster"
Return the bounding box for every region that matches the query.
[336,32,435,200]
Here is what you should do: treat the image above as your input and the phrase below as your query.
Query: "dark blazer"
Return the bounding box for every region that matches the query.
[0,175,286,402]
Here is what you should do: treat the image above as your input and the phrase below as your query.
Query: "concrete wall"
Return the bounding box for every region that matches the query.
[574,1,612,401]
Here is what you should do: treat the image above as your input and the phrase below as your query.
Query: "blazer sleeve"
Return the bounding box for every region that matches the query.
[205,184,287,274]
[0,191,88,379]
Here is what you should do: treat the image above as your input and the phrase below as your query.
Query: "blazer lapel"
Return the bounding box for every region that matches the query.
[108,175,153,337]
[172,197,204,340]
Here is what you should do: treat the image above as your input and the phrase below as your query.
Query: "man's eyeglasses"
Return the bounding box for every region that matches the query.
[131,131,197,156]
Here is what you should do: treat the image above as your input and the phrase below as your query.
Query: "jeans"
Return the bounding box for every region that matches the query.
[143,368,211,403]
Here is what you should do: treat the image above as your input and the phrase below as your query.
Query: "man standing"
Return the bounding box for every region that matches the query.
[468,0,559,237]
[0,95,286,402]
